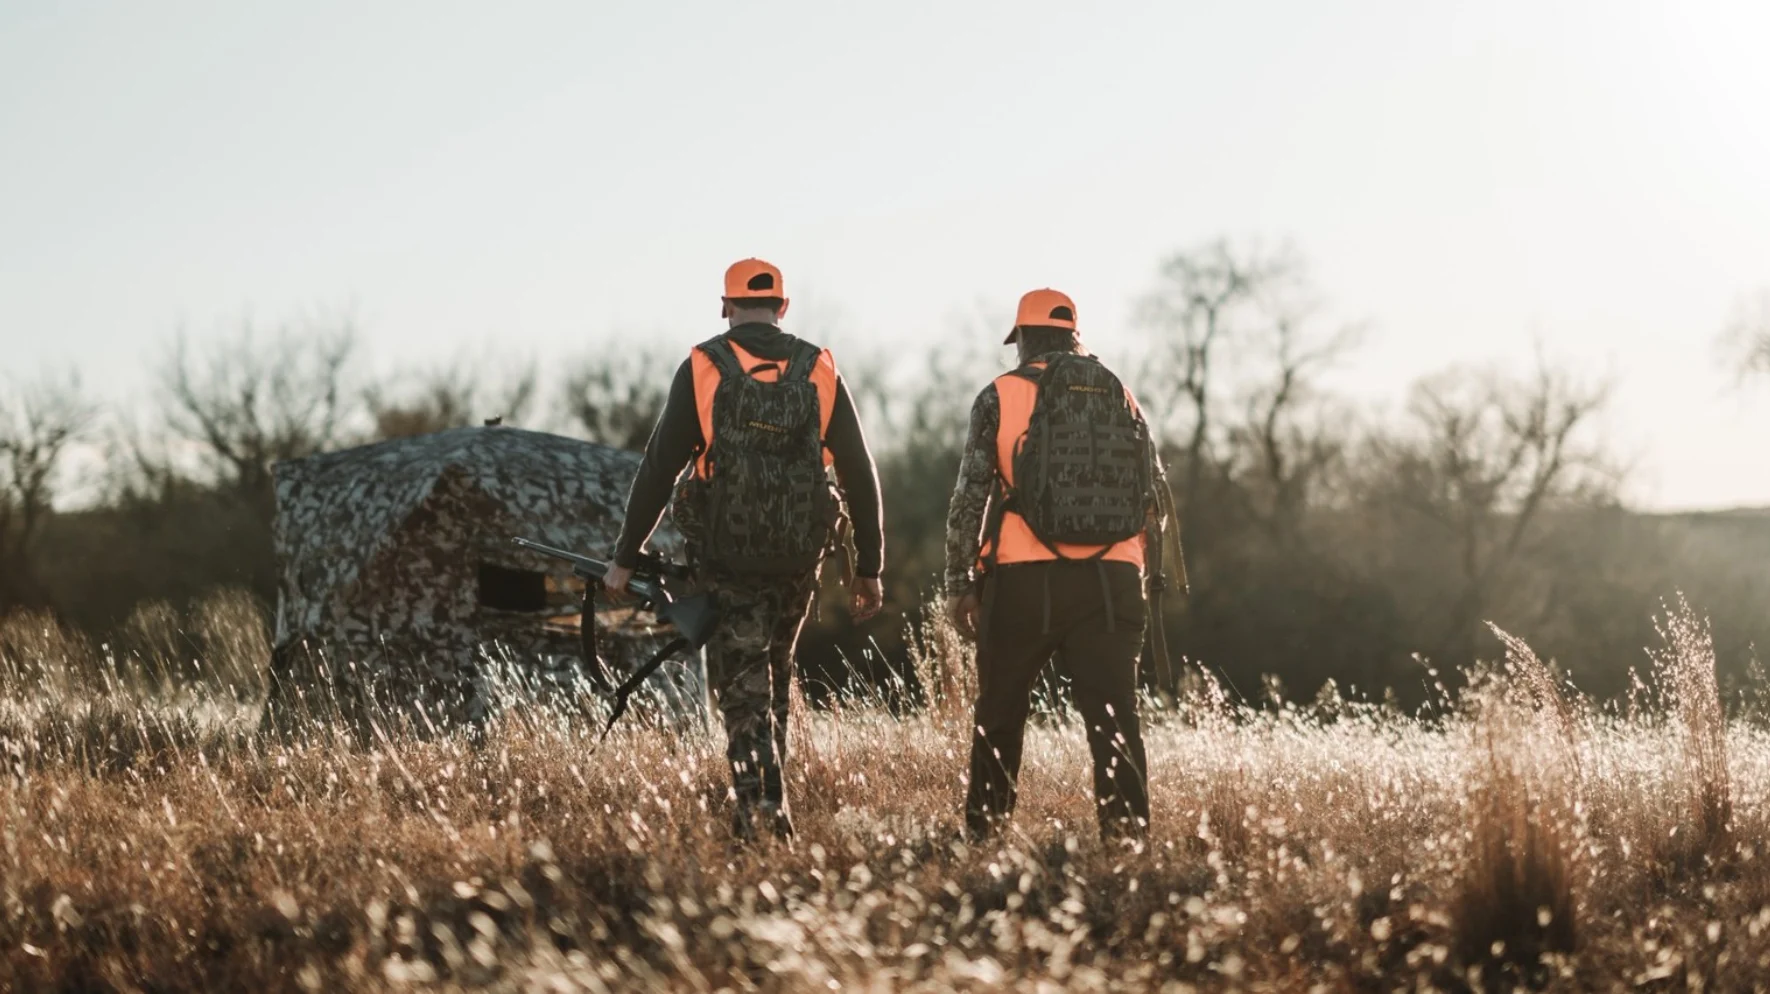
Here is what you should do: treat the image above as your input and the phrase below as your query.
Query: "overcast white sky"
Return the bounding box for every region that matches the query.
[3,1,1768,508]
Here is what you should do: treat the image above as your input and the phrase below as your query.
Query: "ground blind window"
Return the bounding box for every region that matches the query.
[477,563,548,612]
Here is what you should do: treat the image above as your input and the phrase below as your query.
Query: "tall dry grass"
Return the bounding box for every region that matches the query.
[1649,595,1733,864]
[1456,627,1584,987]
[4,594,1770,991]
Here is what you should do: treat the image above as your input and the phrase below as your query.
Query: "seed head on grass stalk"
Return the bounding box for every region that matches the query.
[1648,593,1732,864]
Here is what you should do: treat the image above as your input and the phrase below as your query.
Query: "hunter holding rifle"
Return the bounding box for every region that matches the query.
[944,288,1183,844]
[606,258,885,841]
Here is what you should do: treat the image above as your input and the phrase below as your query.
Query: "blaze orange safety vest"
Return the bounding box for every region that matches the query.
[689,339,839,479]
[980,365,1146,572]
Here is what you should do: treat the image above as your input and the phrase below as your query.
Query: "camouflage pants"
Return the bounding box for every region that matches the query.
[703,571,818,829]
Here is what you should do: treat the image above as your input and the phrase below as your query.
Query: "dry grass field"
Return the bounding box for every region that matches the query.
[4,596,1770,992]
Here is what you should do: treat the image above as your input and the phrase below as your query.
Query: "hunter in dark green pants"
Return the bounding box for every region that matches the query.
[965,560,1150,842]
[947,289,1174,845]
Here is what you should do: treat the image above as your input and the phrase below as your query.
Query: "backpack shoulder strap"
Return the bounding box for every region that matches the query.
[1055,352,1107,376]
[696,335,746,381]
[1030,351,1101,384]
[782,340,823,383]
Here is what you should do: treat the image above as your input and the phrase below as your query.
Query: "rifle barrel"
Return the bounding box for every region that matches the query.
[512,537,698,610]
[512,537,608,579]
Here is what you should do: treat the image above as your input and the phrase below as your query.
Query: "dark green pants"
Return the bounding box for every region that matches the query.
[965,560,1150,841]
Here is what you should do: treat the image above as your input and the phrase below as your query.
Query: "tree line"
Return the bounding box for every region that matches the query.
[6,240,1769,705]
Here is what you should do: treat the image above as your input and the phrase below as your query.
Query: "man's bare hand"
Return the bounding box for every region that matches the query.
[946,591,980,642]
[850,576,884,623]
[602,563,635,599]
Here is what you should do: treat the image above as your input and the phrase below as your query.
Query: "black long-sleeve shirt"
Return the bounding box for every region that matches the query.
[613,323,884,578]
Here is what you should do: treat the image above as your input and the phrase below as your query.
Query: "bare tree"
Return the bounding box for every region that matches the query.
[0,372,96,609]
[1366,353,1615,657]
[365,358,538,440]
[1136,239,1304,518]
[1721,287,1770,379]
[557,349,674,451]
[157,316,359,498]
[1226,272,1363,543]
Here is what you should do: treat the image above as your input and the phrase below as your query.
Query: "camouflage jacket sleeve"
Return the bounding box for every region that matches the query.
[614,358,700,568]
[943,384,1000,596]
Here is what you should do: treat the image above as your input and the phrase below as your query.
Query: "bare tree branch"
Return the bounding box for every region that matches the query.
[1365,352,1614,657]
[556,349,674,451]
[365,356,539,440]
[1140,239,1360,544]
[1229,284,1365,541]
[156,315,360,497]
[0,371,96,608]
[1721,287,1770,380]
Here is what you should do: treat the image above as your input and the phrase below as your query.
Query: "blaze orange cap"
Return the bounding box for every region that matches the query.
[1006,288,1078,344]
[721,258,789,317]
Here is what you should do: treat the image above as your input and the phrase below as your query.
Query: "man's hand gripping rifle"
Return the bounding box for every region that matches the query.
[512,537,718,739]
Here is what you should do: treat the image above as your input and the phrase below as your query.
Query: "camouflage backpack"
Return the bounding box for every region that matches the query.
[680,335,836,574]
[1007,353,1153,551]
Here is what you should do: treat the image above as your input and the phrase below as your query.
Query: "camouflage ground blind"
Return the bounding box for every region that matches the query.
[264,425,704,734]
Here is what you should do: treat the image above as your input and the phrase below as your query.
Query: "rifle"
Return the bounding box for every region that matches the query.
[512,537,719,738]
[1144,452,1188,702]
